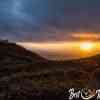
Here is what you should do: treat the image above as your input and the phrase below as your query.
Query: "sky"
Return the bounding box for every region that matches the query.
[0,0,100,42]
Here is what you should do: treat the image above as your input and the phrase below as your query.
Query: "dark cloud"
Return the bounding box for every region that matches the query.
[0,0,100,41]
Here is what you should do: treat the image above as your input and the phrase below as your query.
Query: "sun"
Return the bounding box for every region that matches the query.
[80,42,94,51]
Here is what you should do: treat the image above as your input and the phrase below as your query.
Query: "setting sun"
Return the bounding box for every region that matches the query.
[80,42,94,51]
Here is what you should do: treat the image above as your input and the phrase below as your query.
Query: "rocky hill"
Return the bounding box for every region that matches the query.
[0,41,99,100]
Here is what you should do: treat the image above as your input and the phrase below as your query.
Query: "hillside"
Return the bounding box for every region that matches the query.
[0,41,46,63]
[0,41,99,99]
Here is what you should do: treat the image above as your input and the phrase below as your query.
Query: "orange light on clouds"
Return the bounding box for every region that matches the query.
[72,32,100,41]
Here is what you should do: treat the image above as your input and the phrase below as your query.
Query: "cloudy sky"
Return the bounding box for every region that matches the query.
[0,0,100,42]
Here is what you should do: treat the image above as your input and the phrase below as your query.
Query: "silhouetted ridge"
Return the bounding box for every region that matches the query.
[0,41,46,63]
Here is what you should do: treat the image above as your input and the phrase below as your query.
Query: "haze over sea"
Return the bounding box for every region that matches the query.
[17,41,100,60]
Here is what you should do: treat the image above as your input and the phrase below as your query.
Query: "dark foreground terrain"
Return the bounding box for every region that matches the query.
[0,41,100,100]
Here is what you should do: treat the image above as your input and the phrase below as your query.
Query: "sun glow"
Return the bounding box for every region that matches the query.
[17,41,100,60]
[80,42,94,51]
